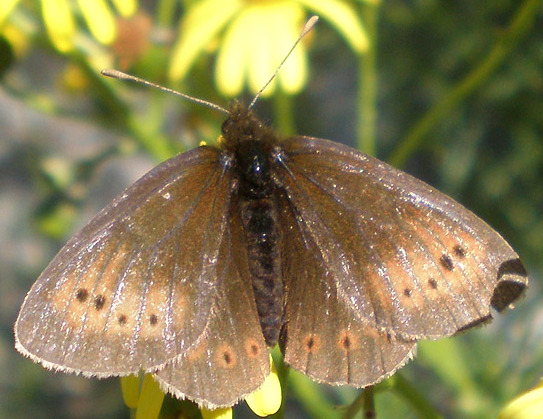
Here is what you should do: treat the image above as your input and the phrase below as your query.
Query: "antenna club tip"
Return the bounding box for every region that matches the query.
[303,15,319,32]
[101,69,122,79]
[308,15,319,25]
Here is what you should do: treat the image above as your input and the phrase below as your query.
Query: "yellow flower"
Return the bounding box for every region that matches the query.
[169,0,373,97]
[39,0,137,53]
[498,380,543,419]
[0,0,20,27]
[245,355,282,416]
[121,374,165,419]
[121,354,282,418]
[120,374,140,409]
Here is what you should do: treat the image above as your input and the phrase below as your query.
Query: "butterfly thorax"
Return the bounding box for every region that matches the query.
[222,103,285,346]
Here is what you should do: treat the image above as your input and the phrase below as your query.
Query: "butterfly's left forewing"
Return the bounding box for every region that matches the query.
[15,146,235,376]
[274,137,527,341]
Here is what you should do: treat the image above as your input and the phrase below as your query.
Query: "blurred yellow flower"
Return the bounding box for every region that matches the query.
[39,0,137,52]
[0,0,138,53]
[135,374,165,419]
[120,374,140,409]
[169,0,373,97]
[121,374,165,419]
[245,355,282,416]
[0,0,20,27]
[120,355,281,418]
[498,380,543,419]
[201,354,281,417]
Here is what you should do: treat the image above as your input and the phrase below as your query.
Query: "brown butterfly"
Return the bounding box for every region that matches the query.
[15,18,527,410]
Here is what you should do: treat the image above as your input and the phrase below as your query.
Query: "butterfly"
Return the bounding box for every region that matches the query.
[15,17,527,411]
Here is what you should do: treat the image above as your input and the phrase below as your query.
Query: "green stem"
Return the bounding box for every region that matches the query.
[363,386,376,418]
[391,374,444,419]
[342,391,364,418]
[389,0,541,168]
[342,386,377,418]
[271,347,287,419]
[273,91,295,136]
[357,3,380,156]
[156,0,177,28]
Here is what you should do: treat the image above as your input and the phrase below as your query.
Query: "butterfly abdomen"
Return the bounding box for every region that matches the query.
[240,198,283,346]
[235,138,284,347]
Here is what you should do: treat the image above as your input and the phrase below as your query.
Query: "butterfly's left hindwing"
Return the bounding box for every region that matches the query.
[154,201,270,408]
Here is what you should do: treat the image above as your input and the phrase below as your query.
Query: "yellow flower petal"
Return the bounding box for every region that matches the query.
[76,0,117,44]
[182,0,239,32]
[271,3,307,94]
[135,374,165,419]
[111,0,137,18]
[0,0,20,27]
[297,0,368,52]
[169,0,241,81]
[1,23,30,57]
[245,355,282,417]
[201,407,233,419]
[215,11,252,97]
[499,380,543,419]
[247,7,276,95]
[41,0,75,52]
[217,2,307,97]
[246,3,305,96]
[120,375,141,409]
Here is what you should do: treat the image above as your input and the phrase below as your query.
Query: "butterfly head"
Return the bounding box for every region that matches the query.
[217,102,280,197]
[220,102,278,151]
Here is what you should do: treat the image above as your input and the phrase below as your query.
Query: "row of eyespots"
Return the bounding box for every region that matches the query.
[75,288,159,326]
[402,244,466,298]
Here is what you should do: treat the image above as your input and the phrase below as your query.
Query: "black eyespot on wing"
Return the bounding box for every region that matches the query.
[453,245,466,258]
[118,314,127,325]
[439,254,454,271]
[497,258,528,280]
[94,295,106,310]
[491,259,528,312]
[76,289,89,303]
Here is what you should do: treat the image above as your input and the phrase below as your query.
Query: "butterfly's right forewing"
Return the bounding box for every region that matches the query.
[15,146,234,377]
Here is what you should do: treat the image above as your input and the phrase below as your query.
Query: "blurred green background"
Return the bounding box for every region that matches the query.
[1,0,542,418]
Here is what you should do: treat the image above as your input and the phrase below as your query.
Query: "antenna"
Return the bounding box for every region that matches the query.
[101,69,229,115]
[249,15,319,109]
[101,16,319,114]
